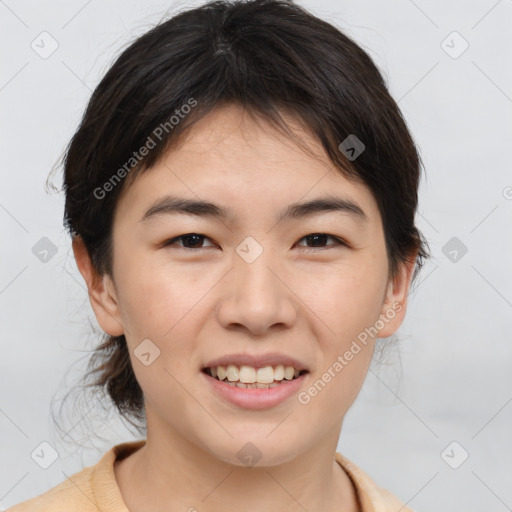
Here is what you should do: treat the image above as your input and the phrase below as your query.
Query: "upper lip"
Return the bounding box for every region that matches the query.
[203,353,308,371]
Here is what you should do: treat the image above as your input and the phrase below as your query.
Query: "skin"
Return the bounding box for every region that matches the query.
[73,103,417,512]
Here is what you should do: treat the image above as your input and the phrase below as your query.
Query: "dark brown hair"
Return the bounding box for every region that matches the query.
[54,0,429,434]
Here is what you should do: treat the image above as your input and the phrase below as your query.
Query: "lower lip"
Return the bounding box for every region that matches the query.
[201,371,307,410]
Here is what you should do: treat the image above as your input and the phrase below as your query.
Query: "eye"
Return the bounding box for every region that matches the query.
[162,233,215,250]
[295,233,347,250]
[161,232,347,251]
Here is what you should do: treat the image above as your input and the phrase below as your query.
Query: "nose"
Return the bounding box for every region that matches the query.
[215,249,298,336]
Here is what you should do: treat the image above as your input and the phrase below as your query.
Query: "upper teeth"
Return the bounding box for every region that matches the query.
[210,365,300,383]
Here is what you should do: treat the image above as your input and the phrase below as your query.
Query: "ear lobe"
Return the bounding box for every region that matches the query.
[376,252,418,339]
[72,236,124,336]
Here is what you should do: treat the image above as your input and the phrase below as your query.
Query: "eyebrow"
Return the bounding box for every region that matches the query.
[140,194,368,224]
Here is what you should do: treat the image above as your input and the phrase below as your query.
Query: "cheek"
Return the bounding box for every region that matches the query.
[114,248,203,338]
[303,257,388,417]
[298,270,383,423]
[116,265,203,405]
[304,258,388,341]
[114,260,218,391]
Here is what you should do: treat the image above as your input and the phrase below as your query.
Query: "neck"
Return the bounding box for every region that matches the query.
[115,419,360,512]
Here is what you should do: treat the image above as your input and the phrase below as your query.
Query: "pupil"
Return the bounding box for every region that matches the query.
[308,234,326,247]
[184,234,202,248]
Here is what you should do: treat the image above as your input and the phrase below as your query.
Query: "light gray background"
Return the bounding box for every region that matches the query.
[1,1,511,510]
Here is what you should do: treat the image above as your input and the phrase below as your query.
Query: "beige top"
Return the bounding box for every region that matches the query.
[8,440,415,511]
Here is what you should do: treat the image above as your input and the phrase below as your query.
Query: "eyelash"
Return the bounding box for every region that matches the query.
[161,233,348,251]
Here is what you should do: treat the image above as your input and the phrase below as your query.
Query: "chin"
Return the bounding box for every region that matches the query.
[200,429,304,469]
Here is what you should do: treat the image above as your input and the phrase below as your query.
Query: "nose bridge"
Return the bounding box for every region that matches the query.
[216,241,297,334]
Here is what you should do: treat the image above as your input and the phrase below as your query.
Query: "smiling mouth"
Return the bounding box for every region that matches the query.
[202,364,308,389]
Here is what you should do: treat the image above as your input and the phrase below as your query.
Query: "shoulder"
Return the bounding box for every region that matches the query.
[7,440,145,512]
[6,465,96,512]
[335,452,416,512]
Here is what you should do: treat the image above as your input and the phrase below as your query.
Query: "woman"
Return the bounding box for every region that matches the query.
[10,0,428,510]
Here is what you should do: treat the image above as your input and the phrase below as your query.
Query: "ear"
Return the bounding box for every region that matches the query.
[376,251,418,338]
[72,235,124,336]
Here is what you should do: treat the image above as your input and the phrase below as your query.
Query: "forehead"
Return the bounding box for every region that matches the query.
[142,104,329,181]
[114,104,381,227]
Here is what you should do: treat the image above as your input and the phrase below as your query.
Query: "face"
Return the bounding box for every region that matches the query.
[76,103,415,467]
